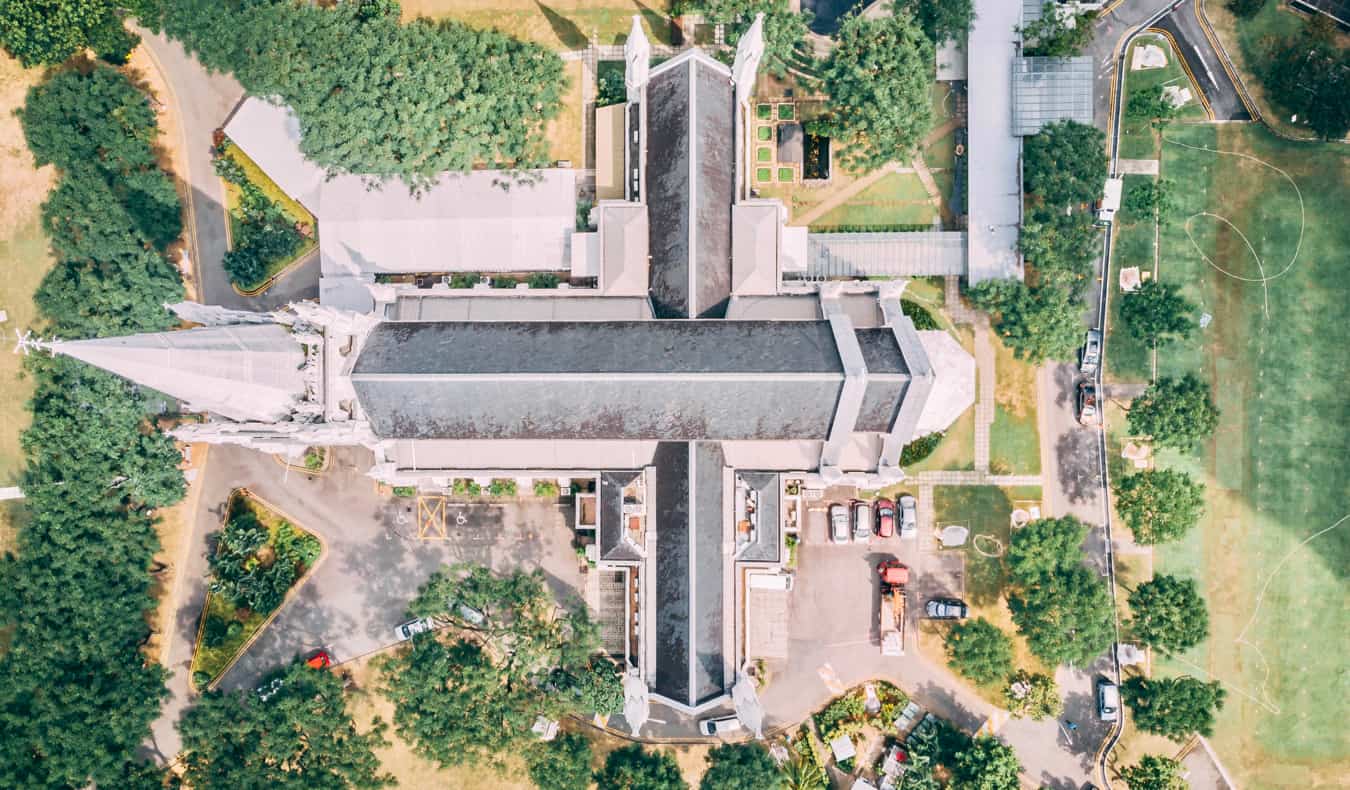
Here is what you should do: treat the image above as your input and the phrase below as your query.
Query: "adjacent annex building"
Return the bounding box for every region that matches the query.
[44,19,980,716]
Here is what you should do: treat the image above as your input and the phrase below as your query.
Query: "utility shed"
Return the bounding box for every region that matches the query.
[1011,57,1095,135]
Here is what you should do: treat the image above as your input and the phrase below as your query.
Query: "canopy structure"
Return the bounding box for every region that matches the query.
[731,670,765,739]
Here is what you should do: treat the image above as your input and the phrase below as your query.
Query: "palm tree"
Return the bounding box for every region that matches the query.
[779,751,826,790]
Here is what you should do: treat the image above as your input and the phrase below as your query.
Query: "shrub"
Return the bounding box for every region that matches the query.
[528,272,561,289]
[202,615,229,648]
[392,486,417,497]
[449,273,479,288]
[533,480,560,498]
[303,449,324,471]
[193,671,212,689]
[453,479,482,497]
[488,479,518,497]
[900,431,945,466]
[902,300,940,330]
[944,618,1014,685]
[814,692,866,742]
[492,277,518,289]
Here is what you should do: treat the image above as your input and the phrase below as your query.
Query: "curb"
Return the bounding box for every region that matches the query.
[271,449,331,476]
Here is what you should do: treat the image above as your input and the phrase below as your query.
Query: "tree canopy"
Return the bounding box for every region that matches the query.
[1024,120,1107,208]
[1123,179,1176,225]
[1019,205,1100,289]
[1113,468,1206,545]
[894,0,975,46]
[945,618,1014,685]
[968,279,1085,363]
[1128,575,1209,654]
[1127,375,1220,450]
[700,742,782,790]
[148,0,565,186]
[1126,84,1179,128]
[1007,516,1088,582]
[951,736,1022,790]
[813,12,934,172]
[677,0,810,78]
[597,745,688,790]
[527,732,594,790]
[1121,754,1188,790]
[1020,2,1094,57]
[1121,675,1226,740]
[177,660,392,789]
[0,0,141,67]
[1003,670,1061,721]
[1120,279,1195,346]
[1258,17,1350,141]
[1009,566,1115,666]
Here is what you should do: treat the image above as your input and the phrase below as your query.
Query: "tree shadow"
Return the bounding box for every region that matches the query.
[1055,429,1103,505]
[536,1,587,50]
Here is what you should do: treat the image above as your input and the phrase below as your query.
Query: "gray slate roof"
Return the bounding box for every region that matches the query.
[645,55,735,318]
[599,471,644,562]
[737,472,781,563]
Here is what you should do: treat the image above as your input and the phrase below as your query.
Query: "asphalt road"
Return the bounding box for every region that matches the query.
[137,28,319,311]
[1155,0,1252,122]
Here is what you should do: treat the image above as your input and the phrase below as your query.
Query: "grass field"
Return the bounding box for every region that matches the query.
[1104,174,1159,385]
[547,60,585,165]
[1118,35,1208,161]
[400,0,676,48]
[1106,122,1350,787]
[810,171,938,230]
[990,336,1040,475]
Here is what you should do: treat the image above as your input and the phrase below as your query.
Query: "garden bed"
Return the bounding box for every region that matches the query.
[217,141,317,292]
[190,491,321,687]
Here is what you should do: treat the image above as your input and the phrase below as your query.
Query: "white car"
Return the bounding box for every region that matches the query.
[898,495,918,539]
[394,617,433,642]
[829,504,850,544]
[698,715,743,737]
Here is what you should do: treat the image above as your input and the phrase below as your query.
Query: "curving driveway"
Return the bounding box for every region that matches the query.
[136,28,319,310]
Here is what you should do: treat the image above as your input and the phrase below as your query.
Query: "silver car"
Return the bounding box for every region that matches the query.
[1096,679,1120,722]
[898,495,918,539]
[394,617,432,642]
[1080,329,1102,374]
[829,503,850,544]
[851,500,872,541]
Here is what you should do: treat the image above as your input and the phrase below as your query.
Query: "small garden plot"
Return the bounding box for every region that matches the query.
[214,140,316,292]
[813,682,909,773]
[191,491,321,687]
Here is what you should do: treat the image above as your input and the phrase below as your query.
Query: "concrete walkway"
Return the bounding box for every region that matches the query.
[944,276,997,476]
[1117,157,1160,175]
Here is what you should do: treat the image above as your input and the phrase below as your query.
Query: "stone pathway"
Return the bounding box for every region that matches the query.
[944,276,998,477]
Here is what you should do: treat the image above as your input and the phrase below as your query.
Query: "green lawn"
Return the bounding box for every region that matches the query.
[1118,35,1210,161]
[1104,175,1158,385]
[191,493,320,685]
[399,0,676,48]
[220,141,318,291]
[810,171,937,230]
[1114,122,1350,788]
[990,336,1041,475]
[923,130,955,170]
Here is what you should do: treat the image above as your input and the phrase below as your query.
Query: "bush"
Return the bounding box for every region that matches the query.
[492,277,519,289]
[814,692,866,742]
[453,479,482,497]
[224,181,304,289]
[449,273,479,288]
[392,486,417,497]
[193,671,212,689]
[1226,0,1265,18]
[202,615,229,648]
[528,272,561,289]
[900,431,944,466]
[528,732,593,790]
[303,449,324,471]
[902,300,940,330]
[944,618,1014,684]
[533,480,560,498]
[488,479,518,497]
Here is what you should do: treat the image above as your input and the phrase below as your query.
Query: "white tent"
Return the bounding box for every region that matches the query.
[622,669,650,737]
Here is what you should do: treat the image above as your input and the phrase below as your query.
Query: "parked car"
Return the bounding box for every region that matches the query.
[394,617,432,642]
[1080,329,1102,374]
[925,598,968,620]
[852,500,872,541]
[449,601,487,626]
[898,495,918,539]
[698,715,744,737]
[1096,678,1120,722]
[304,649,332,670]
[829,503,850,544]
[874,498,896,538]
[1077,381,1100,426]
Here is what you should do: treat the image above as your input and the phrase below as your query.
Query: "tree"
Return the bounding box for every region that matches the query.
[701,742,782,790]
[1003,670,1061,720]
[1123,179,1177,224]
[527,732,593,790]
[679,0,811,79]
[1128,575,1209,653]
[177,661,392,788]
[1023,120,1107,207]
[1020,2,1094,57]
[1258,18,1350,140]
[1007,516,1088,583]
[1121,754,1188,790]
[968,279,1084,363]
[1121,675,1226,740]
[1127,375,1220,450]
[1120,279,1194,346]
[951,736,1021,790]
[1019,205,1100,288]
[1126,84,1178,128]
[0,0,141,67]
[813,13,934,172]
[596,744,688,790]
[894,0,975,46]
[778,751,826,790]
[149,0,565,186]
[1113,469,1205,545]
[1009,567,1115,666]
[944,618,1014,685]
[557,658,624,716]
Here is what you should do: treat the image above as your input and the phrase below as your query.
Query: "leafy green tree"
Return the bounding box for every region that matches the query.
[1113,469,1205,545]
[150,0,565,186]
[1123,180,1177,224]
[1128,575,1209,653]
[222,181,304,288]
[1127,375,1220,450]
[1007,516,1088,582]
[1009,566,1115,666]
[701,742,782,790]
[1119,279,1194,347]
[1020,2,1094,57]
[894,0,975,46]
[813,12,933,172]
[178,661,393,788]
[596,744,688,790]
[1226,0,1265,18]
[945,618,1014,685]
[1019,205,1100,288]
[951,736,1021,790]
[679,0,810,79]
[1259,18,1350,140]
[1003,670,1061,720]
[1121,675,1226,740]
[527,732,593,790]
[1023,120,1107,207]
[1120,754,1188,790]
[556,657,624,716]
[968,279,1084,363]
[379,637,548,767]
[0,0,140,67]
[1126,84,1178,128]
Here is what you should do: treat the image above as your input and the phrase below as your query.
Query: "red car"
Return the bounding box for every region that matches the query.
[874,498,896,538]
[304,650,332,670]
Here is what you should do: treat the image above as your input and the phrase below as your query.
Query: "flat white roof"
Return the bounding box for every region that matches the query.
[966,0,1025,283]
